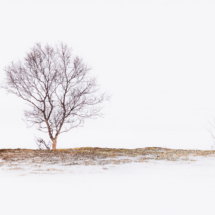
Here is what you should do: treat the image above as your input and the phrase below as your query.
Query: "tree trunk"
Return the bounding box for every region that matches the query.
[52,139,57,150]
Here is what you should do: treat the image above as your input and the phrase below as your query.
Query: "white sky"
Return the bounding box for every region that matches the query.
[0,0,215,149]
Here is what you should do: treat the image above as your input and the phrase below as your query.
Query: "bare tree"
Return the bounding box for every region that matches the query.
[1,43,109,150]
[206,118,215,150]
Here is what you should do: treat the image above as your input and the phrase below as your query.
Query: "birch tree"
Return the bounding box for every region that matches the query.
[1,43,108,149]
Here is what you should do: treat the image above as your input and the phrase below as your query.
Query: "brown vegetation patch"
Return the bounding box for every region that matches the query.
[0,147,214,164]
[0,147,215,174]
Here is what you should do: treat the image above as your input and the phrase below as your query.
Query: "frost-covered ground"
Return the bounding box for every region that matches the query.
[1,156,215,215]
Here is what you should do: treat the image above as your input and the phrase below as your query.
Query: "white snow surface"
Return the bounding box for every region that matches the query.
[1,157,215,215]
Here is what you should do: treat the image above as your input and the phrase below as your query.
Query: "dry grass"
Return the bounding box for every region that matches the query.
[1,147,215,175]
[0,147,215,166]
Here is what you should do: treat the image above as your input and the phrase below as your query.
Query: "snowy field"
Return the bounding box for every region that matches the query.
[1,1,215,214]
[1,156,215,215]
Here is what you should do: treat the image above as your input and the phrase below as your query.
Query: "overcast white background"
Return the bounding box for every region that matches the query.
[0,0,215,150]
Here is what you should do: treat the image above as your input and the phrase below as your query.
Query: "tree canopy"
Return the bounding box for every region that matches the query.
[1,43,109,149]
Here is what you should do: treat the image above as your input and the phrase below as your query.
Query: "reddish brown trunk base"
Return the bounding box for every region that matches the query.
[52,139,57,150]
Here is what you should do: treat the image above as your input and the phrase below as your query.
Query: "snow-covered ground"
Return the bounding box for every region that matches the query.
[1,157,215,215]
